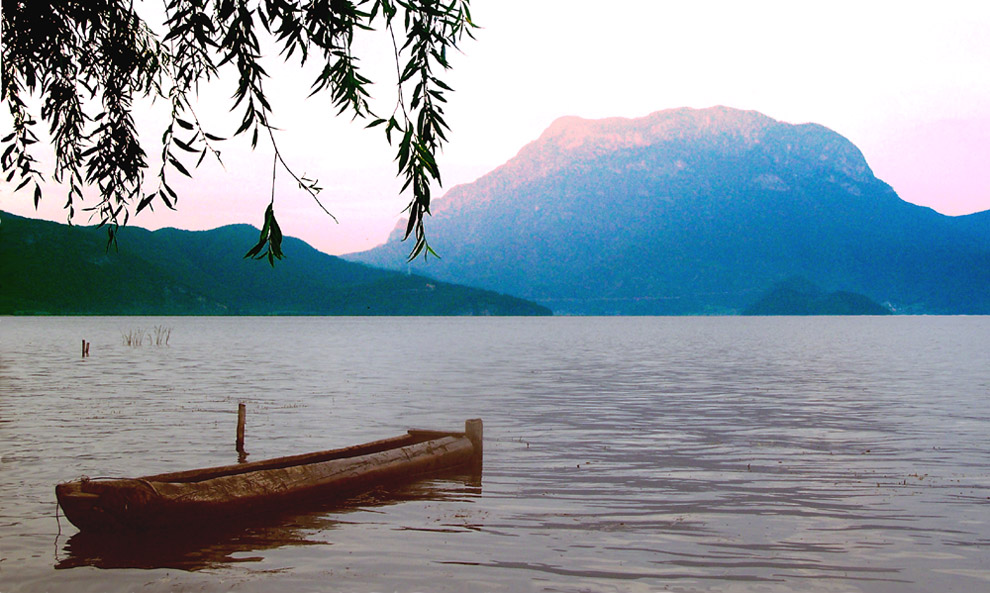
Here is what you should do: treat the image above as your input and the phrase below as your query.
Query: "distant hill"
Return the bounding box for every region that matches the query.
[0,212,551,316]
[742,277,891,315]
[349,106,990,314]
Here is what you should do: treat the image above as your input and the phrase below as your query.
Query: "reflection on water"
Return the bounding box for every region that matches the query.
[1,316,989,592]
[54,475,482,571]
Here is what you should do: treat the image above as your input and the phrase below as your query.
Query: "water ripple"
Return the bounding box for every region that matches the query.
[1,316,988,592]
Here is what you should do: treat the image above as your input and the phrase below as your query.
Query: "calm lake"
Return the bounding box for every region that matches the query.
[1,316,988,592]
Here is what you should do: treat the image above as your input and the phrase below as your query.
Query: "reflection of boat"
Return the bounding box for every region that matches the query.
[56,419,482,533]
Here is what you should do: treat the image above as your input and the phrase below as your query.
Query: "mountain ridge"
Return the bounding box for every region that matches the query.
[0,212,551,316]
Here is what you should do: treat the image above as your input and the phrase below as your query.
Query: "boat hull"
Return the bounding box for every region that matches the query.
[57,421,482,533]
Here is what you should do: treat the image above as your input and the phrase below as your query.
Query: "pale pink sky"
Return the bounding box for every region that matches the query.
[2,1,989,255]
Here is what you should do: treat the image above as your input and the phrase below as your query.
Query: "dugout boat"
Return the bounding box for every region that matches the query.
[56,419,483,533]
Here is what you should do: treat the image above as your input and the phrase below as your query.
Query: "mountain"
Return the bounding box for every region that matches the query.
[742,277,891,315]
[349,106,990,314]
[0,212,551,316]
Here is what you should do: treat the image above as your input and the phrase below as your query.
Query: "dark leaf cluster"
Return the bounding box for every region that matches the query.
[244,201,283,265]
[1,0,475,260]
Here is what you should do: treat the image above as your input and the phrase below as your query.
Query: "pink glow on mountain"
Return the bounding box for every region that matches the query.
[433,106,872,219]
[536,107,777,153]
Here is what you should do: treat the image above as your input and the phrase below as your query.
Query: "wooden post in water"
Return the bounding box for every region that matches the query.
[465,418,483,465]
[236,403,247,458]
[81,339,90,358]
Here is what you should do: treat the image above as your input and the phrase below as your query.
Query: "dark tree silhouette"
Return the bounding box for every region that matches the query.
[1,0,475,263]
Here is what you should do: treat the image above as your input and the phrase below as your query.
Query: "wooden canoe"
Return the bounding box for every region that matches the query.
[56,419,483,533]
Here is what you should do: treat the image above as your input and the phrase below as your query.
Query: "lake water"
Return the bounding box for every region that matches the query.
[1,316,988,592]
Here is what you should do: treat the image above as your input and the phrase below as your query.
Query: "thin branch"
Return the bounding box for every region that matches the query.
[263,120,337,223]
[270,147,277,205]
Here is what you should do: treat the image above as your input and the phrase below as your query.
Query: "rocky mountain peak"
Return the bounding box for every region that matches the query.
[437,106,876,216]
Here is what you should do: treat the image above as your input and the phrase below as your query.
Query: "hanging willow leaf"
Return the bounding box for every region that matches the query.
[244,202,283,267]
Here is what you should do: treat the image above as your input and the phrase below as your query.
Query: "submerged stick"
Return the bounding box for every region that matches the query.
[236,403,247,457]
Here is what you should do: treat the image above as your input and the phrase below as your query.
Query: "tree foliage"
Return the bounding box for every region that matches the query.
[1,0,475,263]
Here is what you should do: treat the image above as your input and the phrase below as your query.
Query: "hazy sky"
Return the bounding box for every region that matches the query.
[2,0,989,255]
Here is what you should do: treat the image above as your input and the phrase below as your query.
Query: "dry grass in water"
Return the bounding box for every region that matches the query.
[121,325,172,347]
